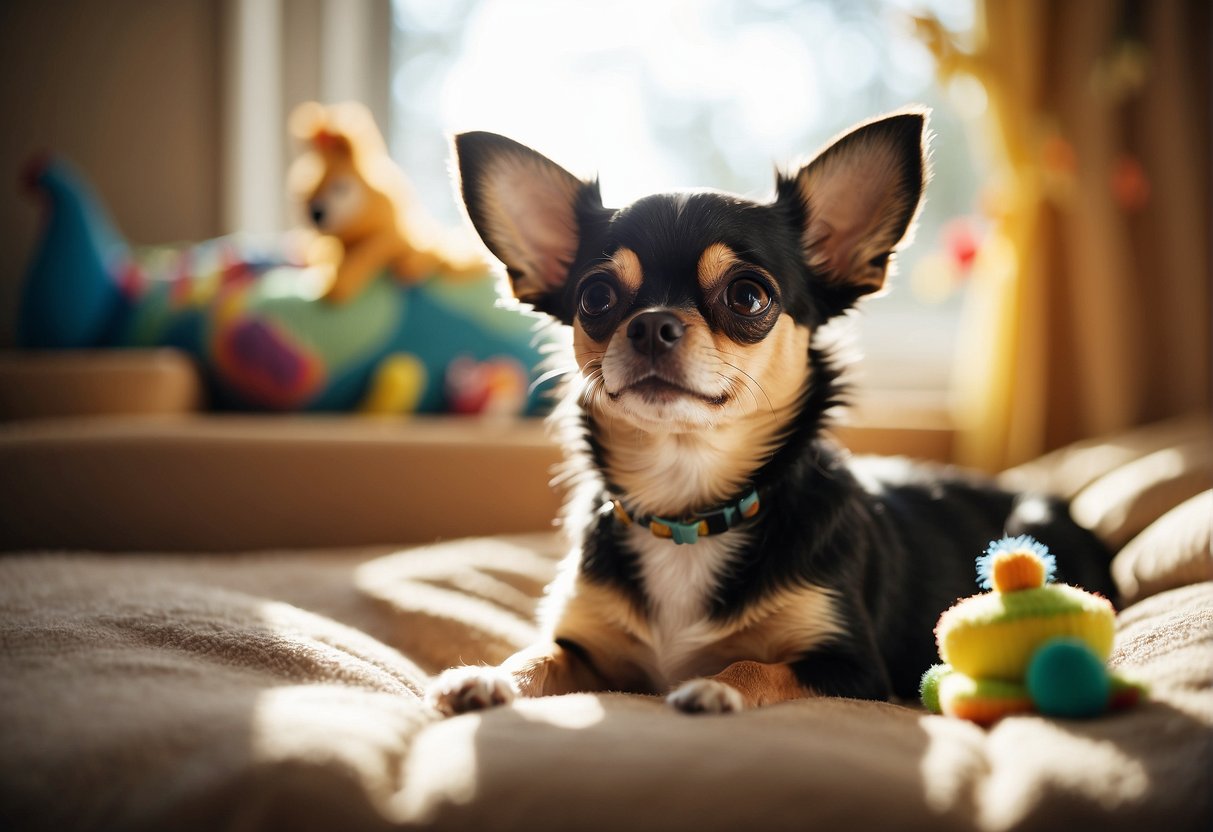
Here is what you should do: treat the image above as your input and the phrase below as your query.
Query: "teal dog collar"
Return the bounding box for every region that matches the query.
[611,488,761,545]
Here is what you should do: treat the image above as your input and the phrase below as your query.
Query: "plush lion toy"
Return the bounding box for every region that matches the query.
[287,101,484,303]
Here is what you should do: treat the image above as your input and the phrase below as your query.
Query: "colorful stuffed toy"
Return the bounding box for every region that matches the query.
[286,101,486,303]
[920,535,1144,724]
[17,155,552,415]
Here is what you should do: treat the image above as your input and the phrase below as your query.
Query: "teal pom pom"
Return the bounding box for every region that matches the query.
[1026,638,1110,718]
[976,534,1057,590]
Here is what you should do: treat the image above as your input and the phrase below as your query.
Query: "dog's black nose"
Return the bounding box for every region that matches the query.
[627,311,685,357]
[309,203,326,227]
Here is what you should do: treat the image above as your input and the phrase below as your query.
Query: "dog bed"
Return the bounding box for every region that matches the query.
[1,419,1210,831]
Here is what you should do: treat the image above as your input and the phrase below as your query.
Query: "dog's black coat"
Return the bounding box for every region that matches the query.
[457,125,1115,703]
[575,331,1114,700]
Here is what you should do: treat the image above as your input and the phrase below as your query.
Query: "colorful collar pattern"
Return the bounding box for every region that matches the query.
[611,488,761,545]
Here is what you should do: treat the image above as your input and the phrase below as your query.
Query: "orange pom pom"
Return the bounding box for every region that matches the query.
[991,549,1047,593]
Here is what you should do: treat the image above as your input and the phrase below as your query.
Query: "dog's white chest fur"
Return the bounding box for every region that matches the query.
[628,524,745,686]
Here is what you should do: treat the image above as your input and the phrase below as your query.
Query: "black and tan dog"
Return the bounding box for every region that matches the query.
[427,111,1113,715]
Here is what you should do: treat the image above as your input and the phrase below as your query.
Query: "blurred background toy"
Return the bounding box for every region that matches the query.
[17,149,552,415]
[920,535,1144,724]
[287,101,485,303]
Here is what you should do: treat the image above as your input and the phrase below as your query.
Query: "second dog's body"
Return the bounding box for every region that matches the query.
[429,112,1112,715]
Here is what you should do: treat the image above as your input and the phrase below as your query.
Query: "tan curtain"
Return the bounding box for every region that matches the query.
[920,0,1211,472]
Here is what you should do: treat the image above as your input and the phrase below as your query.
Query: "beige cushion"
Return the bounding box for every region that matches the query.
[999,413,1212,499]
[1069,438,1212,550]
[997,415,1211,551]
[0,414,961,553]
[1113,491,1213,607]
[0,349,203,420]
[0,415,563,551]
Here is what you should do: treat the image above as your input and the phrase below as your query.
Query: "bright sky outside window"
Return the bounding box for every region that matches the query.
[390,0,986,395]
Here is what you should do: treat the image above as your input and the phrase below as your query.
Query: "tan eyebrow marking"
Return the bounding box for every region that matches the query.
[607,247,643,294]
[697,242,741,292]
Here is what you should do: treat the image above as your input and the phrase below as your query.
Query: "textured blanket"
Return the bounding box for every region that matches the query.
[1,526,1209,831]
[1,417,1211,831]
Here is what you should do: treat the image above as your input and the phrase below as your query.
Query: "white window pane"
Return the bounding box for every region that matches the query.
[390,0,982,398]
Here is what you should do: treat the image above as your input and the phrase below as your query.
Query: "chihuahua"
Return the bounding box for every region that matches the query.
[427,111,1113,715]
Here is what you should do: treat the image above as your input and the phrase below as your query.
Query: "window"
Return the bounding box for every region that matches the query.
[390,0,984,406]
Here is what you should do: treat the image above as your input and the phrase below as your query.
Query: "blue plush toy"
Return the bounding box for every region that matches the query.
[18,156,553,415]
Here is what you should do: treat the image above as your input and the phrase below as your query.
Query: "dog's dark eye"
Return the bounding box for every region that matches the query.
[724,276,772,317]
[578,280,617,318]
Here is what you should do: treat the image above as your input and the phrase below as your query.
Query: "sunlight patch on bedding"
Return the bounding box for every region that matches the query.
[248,684,426,817]
[917,713,987,815]
[514,693,607,730]
[978,721,1150,829]
[392,712,485,822]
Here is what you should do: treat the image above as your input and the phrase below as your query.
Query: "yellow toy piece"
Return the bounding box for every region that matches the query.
[360,354,427,415]
[937,584,1115,680]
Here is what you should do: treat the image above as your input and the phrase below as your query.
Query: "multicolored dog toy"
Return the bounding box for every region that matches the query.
[17,156,552,415]
[920,535,1144,724]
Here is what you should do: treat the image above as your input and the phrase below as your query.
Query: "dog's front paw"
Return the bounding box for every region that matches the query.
[667,678,746,715]
[426,666,517,716]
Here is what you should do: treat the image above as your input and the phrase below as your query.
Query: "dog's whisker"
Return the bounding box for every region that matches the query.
[728,377,756,417]
[718,360,777,422]
[715,371,760,417]
[531,364,581,392]
[579,374,607,410]
[699,348,757,409]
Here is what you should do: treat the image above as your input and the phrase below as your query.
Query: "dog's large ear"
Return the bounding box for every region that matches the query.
[455,132,602,318]
[778,111,929,305]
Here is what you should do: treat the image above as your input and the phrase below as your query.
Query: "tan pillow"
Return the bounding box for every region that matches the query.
[999,413,1212,500]
[1113,491,1213,607]
[1069,437,1212,550]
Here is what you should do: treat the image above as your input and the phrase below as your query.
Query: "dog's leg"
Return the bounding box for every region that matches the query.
[426,639,606,716]
[669,642,892,715]
[667,661,812,714]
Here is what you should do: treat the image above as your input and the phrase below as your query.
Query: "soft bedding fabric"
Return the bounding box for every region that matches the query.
[1,532,1210,832]
[2,416,1210,831]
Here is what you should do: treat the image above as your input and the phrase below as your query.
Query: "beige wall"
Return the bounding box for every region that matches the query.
[0,1,224,346]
